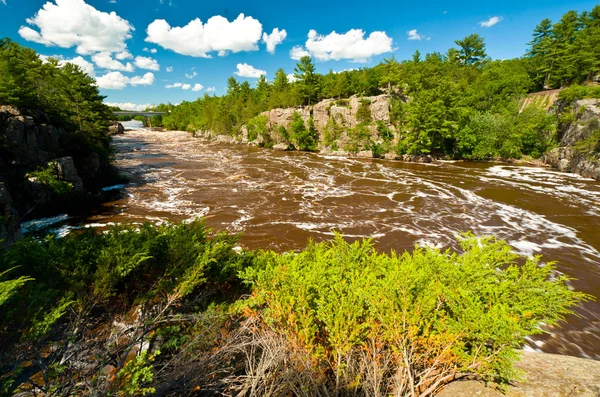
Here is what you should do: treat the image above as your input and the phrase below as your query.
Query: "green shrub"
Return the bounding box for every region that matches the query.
[356,98,372,122]
[246,115,268,142]
[243,234,586,394]
[26,164,74,196]
[290,112,318,151]
[558,85,600,105]
[322,116,343,148]
[376,120,394,141]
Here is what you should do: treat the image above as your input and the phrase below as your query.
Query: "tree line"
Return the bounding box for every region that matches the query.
[152,6,600,160]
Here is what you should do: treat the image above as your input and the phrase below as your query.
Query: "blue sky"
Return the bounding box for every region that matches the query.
[0,0,597,109]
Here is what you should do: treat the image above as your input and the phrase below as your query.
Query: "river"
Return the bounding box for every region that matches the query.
[26,121,600,359]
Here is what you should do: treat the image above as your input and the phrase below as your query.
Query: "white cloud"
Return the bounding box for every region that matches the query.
[105,102,154,111]
[130,72,155,86]
[181,83,191,90]
[165,82,183,88]
[286,73,298,83]
[407,29,422,41]
[262,28,287,53]
[145,13,263,57]
[64,56,96,77]
[185,71,197,79]
[235,63,266,78]
[115,50,133,60]
[1,0,6,5]
[19,0,134,55]
[39,54,97,77]
[290,46,311,60]
[191,83,203,91]
[143,47,158,53]
[96,71,154,89]
[479,16,503,28]
[96,71,129,89]
[206,86,215,92]
[134,55,160,71]
[333,68,359,74]
[292,29,392,63]
[166,66,173,72]
[92,52,134,72]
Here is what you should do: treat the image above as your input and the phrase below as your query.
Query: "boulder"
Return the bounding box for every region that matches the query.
[544,147,600,180]
[273,143,293,151]
[108,122,124,136]
[438,351,600,397]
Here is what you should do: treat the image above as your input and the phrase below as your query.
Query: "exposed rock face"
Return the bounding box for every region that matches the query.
[0,105,64,166]
[544,99,600,180]
[0,183,22,249]
[0,107,119,244]
[261,107,311,131]
[53,157,84,192]
[312,94,391,132]
[438,351,600,397]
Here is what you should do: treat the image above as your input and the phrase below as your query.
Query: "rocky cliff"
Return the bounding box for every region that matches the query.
[0,105,120,245]
[544,99,600,180]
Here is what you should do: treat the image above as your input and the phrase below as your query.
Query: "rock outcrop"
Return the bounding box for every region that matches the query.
[0,106,121,243]
[544,99,600,180]
[438,351,600,397]
[108,122,124,136]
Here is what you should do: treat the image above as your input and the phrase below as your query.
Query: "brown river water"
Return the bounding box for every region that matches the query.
[23,123,600,359]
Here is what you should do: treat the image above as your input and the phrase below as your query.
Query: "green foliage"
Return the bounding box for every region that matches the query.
[558,85,600,105]
[0,38,111,134]
[243,234,587,390]
[356,99,372,122]
[322,117,344,148]
[0,268,33,307]
[289,112,318,151]
[246,114,269,143]
[454,34,487,66]
[115,351,159,396]
[26,164,74,196]
[294,56,320,105]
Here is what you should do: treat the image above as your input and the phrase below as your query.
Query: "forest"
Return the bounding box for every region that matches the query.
[151,6,600,160]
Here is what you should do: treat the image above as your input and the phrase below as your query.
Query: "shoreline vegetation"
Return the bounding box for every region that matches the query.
[134,7,600,174]
[0,5,599,397]
[0,220,592,395]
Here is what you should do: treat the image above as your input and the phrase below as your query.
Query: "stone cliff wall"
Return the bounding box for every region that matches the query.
[0,105,119,245]
[544,99,600,180]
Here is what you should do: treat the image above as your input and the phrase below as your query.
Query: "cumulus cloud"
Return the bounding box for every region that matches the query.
[145,13,263,57]
[115,50,133,60]
[130,72,155,86]
[185,71,197,79]
[289,46,311,60]
[191,83,203,91]
[262,28,287,53]
[166,66,173,72]
[96,71,129,89]
[19,0,134,55]
[92,52,134,72]
[165,82,183,88]
[134,55,160,71]
[96,71,154,89]
[286,73,299,83]
[166,82,202,91]
[39,54,97,77]
[291,29,392,62]
[407,29,422,41]
[235,63,266,78]
[206,86,216,92]
[479,16,503,28]
[105,102,154,111]
[181,84,191,90]
[143,47,158,53]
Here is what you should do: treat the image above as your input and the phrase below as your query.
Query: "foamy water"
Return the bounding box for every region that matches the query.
[26,128,600,359]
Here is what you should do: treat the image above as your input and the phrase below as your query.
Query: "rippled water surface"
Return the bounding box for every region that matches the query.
[83,128,600,359]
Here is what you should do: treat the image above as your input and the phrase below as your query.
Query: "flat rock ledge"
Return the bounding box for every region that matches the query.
[438,351,600,397]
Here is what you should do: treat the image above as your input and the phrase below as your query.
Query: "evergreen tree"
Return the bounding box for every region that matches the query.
[455,34,487,66]
[294,56,320,105]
